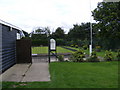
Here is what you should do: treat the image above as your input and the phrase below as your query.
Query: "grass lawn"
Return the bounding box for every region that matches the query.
[96,50,117,58]
[65,46,89,55]
[32,46,73,54]
[65,46,117,58]
[32,46,48,54]
[2,61,119,88]
[32,46,117,58]
[65,46,80,51]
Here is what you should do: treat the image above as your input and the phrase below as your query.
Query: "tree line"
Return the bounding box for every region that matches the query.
[30,2,120,50]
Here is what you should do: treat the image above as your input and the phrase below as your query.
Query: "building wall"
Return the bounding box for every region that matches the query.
[2,24,18,72]
[0,24,2,73]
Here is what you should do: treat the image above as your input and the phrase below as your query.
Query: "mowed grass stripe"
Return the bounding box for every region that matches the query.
[49,62,118,88]
[32,46,48,54]
[32,46,73,54]
[56,47,73,53]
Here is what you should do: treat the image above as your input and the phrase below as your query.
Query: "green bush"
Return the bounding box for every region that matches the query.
[58,55,64,62]
[71,44,74,47]
[95,46,101,52]
[87,51,99,62]
[116,49,120,61]
[56,39,66,46]
[32,39,48,46]
[70,49,85,62]
[83,45,88,50]
[75,45,78,48]
[104,50,114,61]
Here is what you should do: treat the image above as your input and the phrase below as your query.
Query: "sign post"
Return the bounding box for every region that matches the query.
[48,38,57,63]
[50,39,56,51]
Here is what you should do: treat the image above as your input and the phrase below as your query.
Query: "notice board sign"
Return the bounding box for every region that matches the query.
[50,39,56,51]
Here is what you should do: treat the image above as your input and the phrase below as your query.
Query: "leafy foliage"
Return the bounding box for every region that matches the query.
[95,46,101,52]
[67,23,92,46]
[104,50,114,61]
[31,39,48,46]
[70,49,85,62]
[58,55,64,62]
[83,45,88,50]
[56,39,66,46]
[92,2,120,50]
[51,27,65,39]
[68,23,90,40]
[87,51,99,62]
[70,44,74,47]
[75,45,78,48]
[116,49,120,61]
[31,27,50,46]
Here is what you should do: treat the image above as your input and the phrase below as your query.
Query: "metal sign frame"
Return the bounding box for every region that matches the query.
[48,38,57,63]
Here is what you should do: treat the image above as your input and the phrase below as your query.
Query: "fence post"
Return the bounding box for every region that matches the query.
[48,37,50,63]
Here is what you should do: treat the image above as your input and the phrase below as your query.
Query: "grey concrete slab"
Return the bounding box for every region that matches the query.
[1,64,31,82]
[22,63,50,82]
[32,56,70,63]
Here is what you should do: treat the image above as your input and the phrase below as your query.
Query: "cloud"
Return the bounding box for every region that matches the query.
[0,0,103,33]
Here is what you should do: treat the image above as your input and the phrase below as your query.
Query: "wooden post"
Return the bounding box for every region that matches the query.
[48,37,50,63]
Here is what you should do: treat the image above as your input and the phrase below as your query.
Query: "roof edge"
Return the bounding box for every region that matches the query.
[0,19,22,31]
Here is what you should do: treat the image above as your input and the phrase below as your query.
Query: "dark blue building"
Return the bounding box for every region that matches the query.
[0,20,24,73]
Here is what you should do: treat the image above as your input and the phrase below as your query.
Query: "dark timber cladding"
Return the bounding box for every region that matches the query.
[1,23,19,72]
[16,39,32,63]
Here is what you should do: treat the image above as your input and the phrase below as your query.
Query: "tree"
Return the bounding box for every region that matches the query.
[50,27,66,46]
[92,2,120,50]
[44,27,51,37]
[67,23,96,46]
[51,27,65,39]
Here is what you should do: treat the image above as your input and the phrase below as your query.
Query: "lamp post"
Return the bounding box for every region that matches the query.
[89,22,92,56]
[89,0,92,56]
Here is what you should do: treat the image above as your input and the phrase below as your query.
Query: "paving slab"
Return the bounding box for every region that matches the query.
[1,64,31,82]
[22,63,50,82]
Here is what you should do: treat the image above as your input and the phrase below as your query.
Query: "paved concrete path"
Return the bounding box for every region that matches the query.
[1,63,50,82]
[22,63,50,82]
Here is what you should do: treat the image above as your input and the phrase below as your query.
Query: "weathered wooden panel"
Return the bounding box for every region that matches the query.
[16,39,32,63]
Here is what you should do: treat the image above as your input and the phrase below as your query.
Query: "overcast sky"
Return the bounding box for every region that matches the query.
[0,0,103,33]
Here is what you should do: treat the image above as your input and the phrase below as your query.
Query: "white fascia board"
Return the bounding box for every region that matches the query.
[0,19,22,31]
[0,19,26,37]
